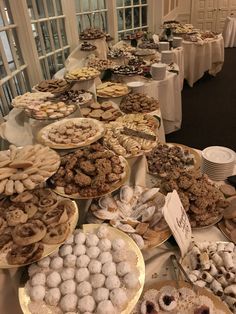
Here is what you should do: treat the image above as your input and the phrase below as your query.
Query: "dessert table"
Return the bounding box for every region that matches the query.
[183,35,224,87]
[223,15,236,47]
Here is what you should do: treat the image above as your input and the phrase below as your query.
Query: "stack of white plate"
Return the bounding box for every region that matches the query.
[201,146,235,181]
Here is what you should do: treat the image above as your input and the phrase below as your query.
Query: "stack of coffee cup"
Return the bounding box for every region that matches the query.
[158,41,170,52]
[150,63,167,80]
[161,50,174,64]
[173,37,183,48]
[126,81,145,94]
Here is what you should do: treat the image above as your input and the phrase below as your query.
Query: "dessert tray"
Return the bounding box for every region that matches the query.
[218,195,236,243]
[96,82,130,98]
[132,280,231,313]
[103,121,159,158]
[37,118,105,149]
[116,113,159,131]
[53,89,94,105]
[181,241,236,313]
[87,58,117,71]
[0,145,60,196]
[64,67,100,82]
[80,42,97,51]
[80,101,122,122]
[120,93,159,114]
[112,65,143,76]
[34,79,71,94]
[87,185,171,250]
[49,143,130,199]
[12,92,54,109]
[0,188,78,268]
[19,224,145,314]
[79,28,105,40]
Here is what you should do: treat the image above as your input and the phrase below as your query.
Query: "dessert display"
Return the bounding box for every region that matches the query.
[19,224,145,314]
[182,241,236,313]
[34,79,71,94]
[107,48,126,59]
[87,58,116,71]
[80,101,122,122]
[37,118,105,149]
[146,143,197,176]
[133,49,156,56]
[138,41,159,50]
[172,23,195,34]
[128,56,146,68]
[159,169,228,228]
[183,30,218,43]
[54,89,93,105]
[120,93,159,114]
[112,65,143,76]
[65,67,100,81]
[116,113,159,131]
[104,121,158,158]
[80,41,97,51]
[218,195,236,243]
[49,142,129,198]
[79,28,105,40]
[133,281,230,313]
[87,185,171,249]
[12,92,53,109]
[96,82,130,98]
[25,100,77,120]
[123,31,144,40]
[0,144,60,196]
[0,188,78,266]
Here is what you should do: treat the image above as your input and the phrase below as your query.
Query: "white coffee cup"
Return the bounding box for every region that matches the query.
[150,63,167,80]
[158,41,170,52]
[126,81,145,94]
[173,37,183,48]
[161,50,174,64]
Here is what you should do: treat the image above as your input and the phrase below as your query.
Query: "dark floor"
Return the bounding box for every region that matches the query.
[166,48,236,151]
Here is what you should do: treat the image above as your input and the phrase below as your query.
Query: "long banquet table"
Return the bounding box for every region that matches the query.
[183,35,225,87]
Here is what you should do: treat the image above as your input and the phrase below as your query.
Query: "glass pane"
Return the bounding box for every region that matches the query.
[142,6,147,26]
[55,0,63,15]
[47,0,55,16]
[133,0,140,5]
[82,0,90,11]
[27,0,35,19]
[47,55,56,77]
[93,12,107,31]
[90,0,99,10]
[40,59,49,79]
[117,9,123,31]
[56,51,63,68]
[64,48,70,59]
[124,0,131,6]
[75,0,81,13]
[134,7,140,28]
[116,0,123,6]
[0,31,15,71]
[11,29,24,66]
[50,20,60,49]
[99,0,106,9]
[141,0,147,3]
[59,19,68,46]
[40,22,51,52]
[77,16,83,32]
[83,14,92,29]
[0,12,4,27]
[3,0,13,25]
[32,23,43,56]
[0,54,7,78]
[125,8,132,29]
[3,81,13,106]
[101,11,107,31]
[36,0,46,18]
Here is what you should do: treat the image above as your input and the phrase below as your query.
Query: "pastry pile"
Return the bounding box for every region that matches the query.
[133,284,225,313]
[80,101,122,122]
[35,79,70,93]
[159,170,228,228]
[184,241,236,313]
[80,42,97,51]
[0,188,76,265]
[107,48,126,59]
[12,92,53,108]
[65,67,100,81]
[104,121,158,158]
[112,65,142,75]
[79,28,105,40]
[50,143,127,198]
[0,145,59,195]
[39,118,103,147]
[87,58,116,71]
[55,89,93,104]
[138,41,159,49]
[116,113,159,130]
[87,185,169,249]
[120,93,159,114]
[96,82,129,98]
[26,225,141,313]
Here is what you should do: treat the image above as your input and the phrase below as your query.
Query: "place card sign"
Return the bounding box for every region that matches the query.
[163,190,192,257]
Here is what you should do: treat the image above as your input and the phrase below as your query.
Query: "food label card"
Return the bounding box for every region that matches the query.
[163,190,192,257]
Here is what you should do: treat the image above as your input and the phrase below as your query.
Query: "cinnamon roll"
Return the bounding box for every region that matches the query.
[42,222,70,244]
[42,207,68,226]
[7,242,44,265]
[5,209,28,226]
[12,219,46,245]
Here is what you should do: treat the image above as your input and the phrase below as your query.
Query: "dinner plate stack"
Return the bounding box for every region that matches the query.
[201,146,235,181]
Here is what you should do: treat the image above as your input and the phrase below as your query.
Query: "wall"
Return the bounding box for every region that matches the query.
[176,0,192,23]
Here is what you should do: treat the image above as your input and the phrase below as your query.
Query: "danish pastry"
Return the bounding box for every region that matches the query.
[12,220,47,245]
[42,223,70,244]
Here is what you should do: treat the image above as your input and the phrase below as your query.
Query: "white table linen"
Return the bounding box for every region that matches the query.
[223,16,236,47]
[183,35,224,87]
[173,47,184,90]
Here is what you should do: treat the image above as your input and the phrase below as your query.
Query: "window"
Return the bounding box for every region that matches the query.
[74,0,108,32]
[26,0,70,79]
[0,0,30,116]
[116,0,148,38]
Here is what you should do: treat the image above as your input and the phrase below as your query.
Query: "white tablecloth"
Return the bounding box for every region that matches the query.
[223,16,236,47]
[183,35,225,87]
[173,47,184,90]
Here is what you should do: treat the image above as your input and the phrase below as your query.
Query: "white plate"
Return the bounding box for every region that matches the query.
[202,146,235,164]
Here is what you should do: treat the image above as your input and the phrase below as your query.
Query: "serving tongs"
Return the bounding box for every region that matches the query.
[170,254,198,294]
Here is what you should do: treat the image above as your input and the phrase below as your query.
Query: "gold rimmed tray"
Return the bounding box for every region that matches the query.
[141,280,231,314]
[37,117,105,150]
[51,156,130,200]
[192,214,223,230]
[18,223,145,314]
[218,220,234,243]
[0,199,79,268]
